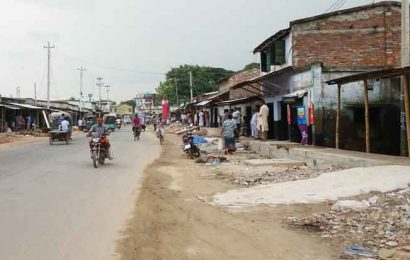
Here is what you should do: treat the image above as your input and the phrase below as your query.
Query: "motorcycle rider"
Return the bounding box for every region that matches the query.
[133,114,141,135]
[87,115,113,159]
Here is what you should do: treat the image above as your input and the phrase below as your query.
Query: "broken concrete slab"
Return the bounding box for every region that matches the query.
[213,165,410,208]
[243,158,305,167]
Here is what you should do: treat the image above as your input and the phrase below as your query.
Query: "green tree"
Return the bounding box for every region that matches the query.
[243,62,260,70]
[156,65,233,105]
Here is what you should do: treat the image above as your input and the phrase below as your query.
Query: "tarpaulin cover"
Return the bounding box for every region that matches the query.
[192,135,208,145]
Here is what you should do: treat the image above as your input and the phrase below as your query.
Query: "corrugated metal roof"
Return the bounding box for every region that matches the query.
[0,103,20,110]
[6,102,44,109]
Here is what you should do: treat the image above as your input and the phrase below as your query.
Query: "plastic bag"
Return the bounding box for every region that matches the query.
[218,137,224,151]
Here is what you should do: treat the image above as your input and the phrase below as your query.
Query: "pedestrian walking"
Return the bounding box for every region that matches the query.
[221,114,237,154]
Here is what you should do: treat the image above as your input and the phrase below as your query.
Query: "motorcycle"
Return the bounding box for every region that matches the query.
[182,131,200,159]
[133,126,141,141]
[89,132,109,168]
[116,122,121,130]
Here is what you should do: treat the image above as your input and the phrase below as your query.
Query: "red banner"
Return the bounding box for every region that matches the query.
[309,103,315,125]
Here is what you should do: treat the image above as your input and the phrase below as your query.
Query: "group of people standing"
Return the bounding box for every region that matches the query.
[7,115,35,131]
[221,101,270,154]
[250,101,269,141]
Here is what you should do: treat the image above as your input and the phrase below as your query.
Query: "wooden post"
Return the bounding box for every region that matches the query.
[363,80,370,153]
[404,74,410,156]
[0,107,3,132]
[336,84,341,149]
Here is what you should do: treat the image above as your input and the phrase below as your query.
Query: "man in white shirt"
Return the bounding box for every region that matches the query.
[60,118,70,132]
[232,108,241,129]
[78,118,83,131]
[198,110,205,127]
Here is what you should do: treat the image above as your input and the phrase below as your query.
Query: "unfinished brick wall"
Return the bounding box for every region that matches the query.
[292,4,402,69]
[229,83,262,99]
[218,68,260,93]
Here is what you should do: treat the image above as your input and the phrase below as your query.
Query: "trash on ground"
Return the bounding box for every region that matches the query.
[285,188,410,252]
[343,245,378,258]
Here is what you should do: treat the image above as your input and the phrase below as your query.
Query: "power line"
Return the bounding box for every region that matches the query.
[324,0,343,13]
[55,52,165,75]
[333,0,347,11]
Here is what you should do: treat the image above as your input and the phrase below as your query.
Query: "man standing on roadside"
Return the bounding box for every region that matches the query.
[78,118,83,131]
[258,101,269,141]
[232,108,241,131]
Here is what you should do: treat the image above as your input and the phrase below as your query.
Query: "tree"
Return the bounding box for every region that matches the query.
[156,65,233,105]
[243,62,260,70]
[120,100,134,106]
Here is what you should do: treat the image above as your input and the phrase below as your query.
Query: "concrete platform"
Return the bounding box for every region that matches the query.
[244,158,305,167]
[242,140,410,169]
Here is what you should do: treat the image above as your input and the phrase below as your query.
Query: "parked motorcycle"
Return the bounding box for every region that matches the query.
[89,132,109,168]
[182,131,200,159]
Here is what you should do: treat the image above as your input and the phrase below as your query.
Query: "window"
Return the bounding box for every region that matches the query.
[274,40,286,65]
[260,39,286,72]
[261,52,268,72]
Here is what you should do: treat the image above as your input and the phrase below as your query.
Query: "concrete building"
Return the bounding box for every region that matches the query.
[110,103,133,115]
[239,1,406,155]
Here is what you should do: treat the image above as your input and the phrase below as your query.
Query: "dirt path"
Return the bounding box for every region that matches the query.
[117,135,339,260]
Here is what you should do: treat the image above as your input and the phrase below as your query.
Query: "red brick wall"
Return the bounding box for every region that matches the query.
[292,5,402,69]
[218,68,260,93]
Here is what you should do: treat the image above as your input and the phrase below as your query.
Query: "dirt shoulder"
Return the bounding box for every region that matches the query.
[117,134,342,260]
[0,134,47,150]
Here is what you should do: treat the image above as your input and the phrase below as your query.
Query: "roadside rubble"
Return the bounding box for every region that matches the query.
[230,165,338,186]
[284,188,410,257]
[193,136,339,186]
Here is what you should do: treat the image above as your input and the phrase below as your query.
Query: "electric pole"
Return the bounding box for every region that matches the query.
[34,82,37,105]
[77,66,86,111]
[96,77,103,110]
[401,0,410,156]
[174,78,179,106]
[189,71,193,102]
[44,42,55,109]
[105,85,110,111]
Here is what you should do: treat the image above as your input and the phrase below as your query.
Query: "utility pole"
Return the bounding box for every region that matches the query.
[189,71,193,102]
[174,78,179,106]
[401,0,410,156]
[77,66,86,111]
[44,42,55,109]
[16,86,21,98]
[96,77,103,110]
[34,82,37,105]
[105,85,110,112]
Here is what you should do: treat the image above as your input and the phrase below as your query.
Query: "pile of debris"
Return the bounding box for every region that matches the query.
[285,188,410,254]
[231,166,338,186]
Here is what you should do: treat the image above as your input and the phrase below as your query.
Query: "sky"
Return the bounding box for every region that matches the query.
[0,0,381,102]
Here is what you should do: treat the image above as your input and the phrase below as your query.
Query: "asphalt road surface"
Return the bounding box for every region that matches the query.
[0,126,160,260]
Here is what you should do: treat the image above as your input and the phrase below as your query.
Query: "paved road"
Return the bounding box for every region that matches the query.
[0,126,160,260]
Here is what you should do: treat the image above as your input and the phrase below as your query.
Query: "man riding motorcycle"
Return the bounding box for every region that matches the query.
[87,115,113,159]
[133,113,141,132]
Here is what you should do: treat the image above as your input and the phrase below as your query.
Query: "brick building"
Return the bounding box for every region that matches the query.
[213,68,262,128]
[229,1,405,155]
